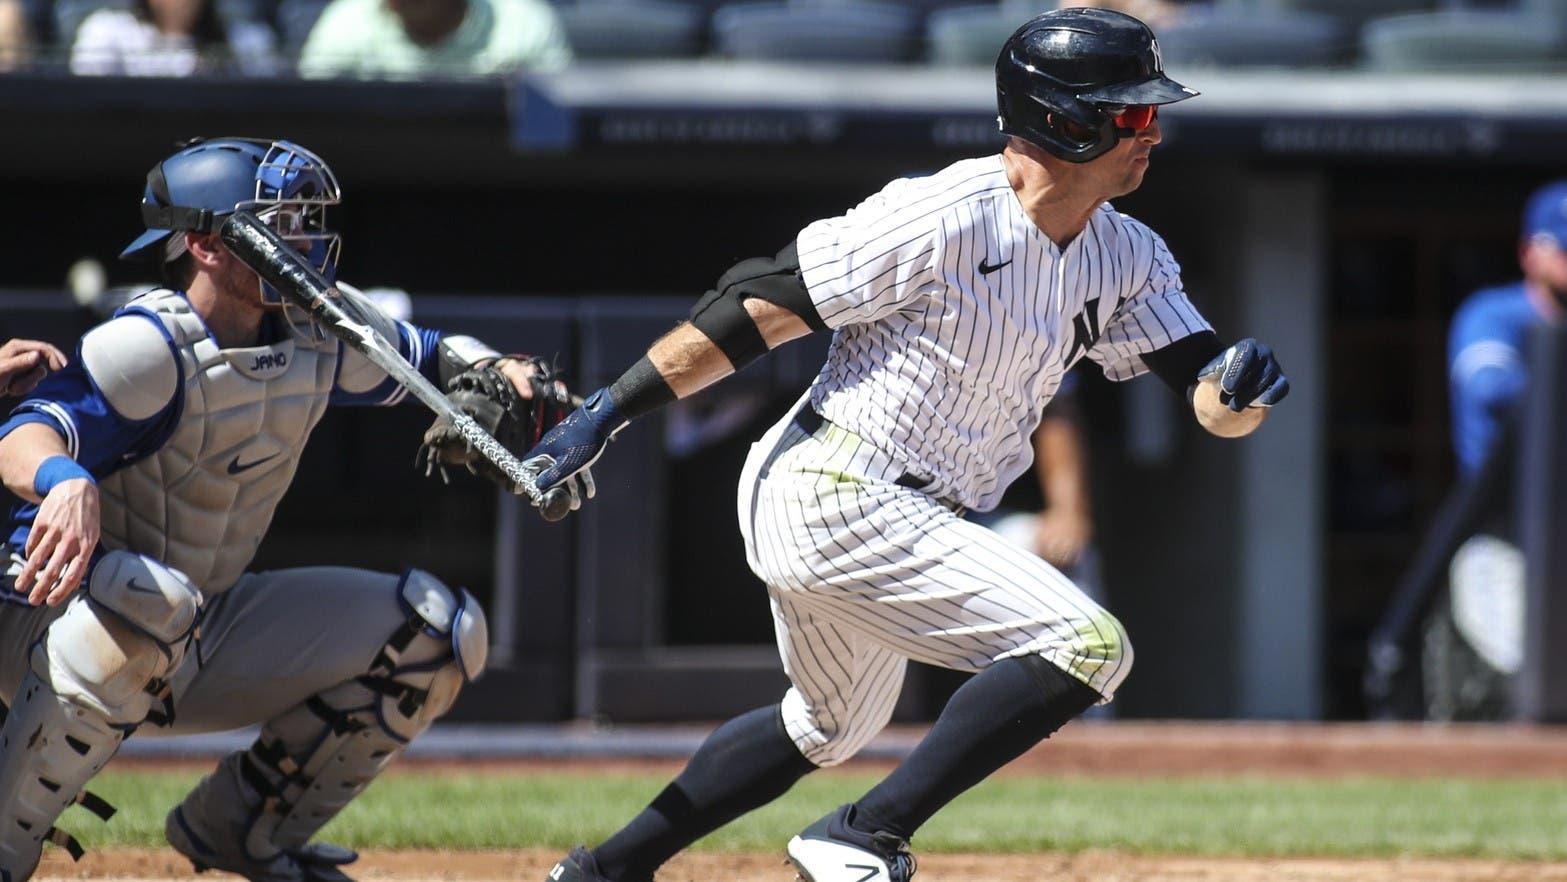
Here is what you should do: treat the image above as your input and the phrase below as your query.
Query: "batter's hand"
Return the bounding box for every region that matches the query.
[0,339,67,398]
[1197,338,1289,411]
[520,388,626,520]
[18,477,100,606]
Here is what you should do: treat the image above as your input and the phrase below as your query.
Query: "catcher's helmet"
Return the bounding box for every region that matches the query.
[996,8,1197,163]
[121,137,342,302]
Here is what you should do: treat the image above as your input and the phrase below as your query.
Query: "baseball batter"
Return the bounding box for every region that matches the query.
[0,138,572,882]
[525,10,1289,882]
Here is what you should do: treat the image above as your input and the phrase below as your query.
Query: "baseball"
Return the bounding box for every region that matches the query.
[1194,379,1267,438]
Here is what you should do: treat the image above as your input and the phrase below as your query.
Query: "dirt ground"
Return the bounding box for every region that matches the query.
[36,848,1567,882]
[36,723,1567,881]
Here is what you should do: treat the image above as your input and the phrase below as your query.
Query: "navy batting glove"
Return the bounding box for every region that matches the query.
[520,388,627,513]
[1198,338,1290,412]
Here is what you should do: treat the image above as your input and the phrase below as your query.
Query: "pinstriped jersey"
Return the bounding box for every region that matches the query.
[796,154,1211,512]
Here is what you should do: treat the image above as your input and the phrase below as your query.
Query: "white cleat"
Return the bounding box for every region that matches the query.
[785,804,917,882]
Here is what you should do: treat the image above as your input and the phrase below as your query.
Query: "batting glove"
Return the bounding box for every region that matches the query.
[520,388,626,517]
[1198,338,1290,412]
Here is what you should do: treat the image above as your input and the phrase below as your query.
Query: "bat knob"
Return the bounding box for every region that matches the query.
[538,487,574,523]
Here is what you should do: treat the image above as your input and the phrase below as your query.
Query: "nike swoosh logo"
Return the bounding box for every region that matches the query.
[978,257,1012,274]
[227,452,279,475]
[126,578,159,595]
[847,864,880,882]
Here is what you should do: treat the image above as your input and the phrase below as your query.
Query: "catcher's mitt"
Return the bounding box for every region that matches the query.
[418,356,576,489]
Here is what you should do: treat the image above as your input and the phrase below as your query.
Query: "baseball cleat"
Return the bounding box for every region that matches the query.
[166,807,358,882]
[544,846,622,882]
[786,804,917,882]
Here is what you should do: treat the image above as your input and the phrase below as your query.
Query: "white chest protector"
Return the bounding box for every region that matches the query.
[92,290,339,594]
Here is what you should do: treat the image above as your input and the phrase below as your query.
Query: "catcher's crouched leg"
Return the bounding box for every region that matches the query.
[0,551,200,880]
[166,570,487,882]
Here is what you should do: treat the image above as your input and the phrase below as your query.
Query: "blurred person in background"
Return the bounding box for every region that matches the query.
[1427,180,1567,720]
[0,340,66,399]
[980,375,1114,718]
[297,0,569,79]
[984,374,1100,588]
[1061,0,1187,29]
[0,0,32,71]
[70,0,278,75]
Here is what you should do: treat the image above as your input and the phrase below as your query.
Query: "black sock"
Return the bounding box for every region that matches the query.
[593,704,817,881]
[851,655,1100,841]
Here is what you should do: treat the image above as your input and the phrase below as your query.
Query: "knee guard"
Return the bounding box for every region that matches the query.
[0,552,200,879]
[171,570,487,871]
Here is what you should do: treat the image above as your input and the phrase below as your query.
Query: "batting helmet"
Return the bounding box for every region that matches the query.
[121,137,342,302]
[996,8,1197,164]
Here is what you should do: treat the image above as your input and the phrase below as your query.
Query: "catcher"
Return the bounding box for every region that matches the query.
[0,137,578,882]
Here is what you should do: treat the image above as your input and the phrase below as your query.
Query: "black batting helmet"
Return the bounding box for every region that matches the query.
[996,8,1197,163]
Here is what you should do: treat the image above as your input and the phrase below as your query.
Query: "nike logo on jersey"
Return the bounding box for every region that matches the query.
[847,863,880,882]
[227,452,279,475]
[978,256,1012,274]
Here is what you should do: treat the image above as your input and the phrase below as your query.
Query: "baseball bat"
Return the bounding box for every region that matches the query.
[218,210,576,522]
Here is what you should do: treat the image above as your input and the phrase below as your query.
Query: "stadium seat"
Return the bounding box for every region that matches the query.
[1158,7,1347,68]
[1522,0,1567,23]
[1222,0,1435,34]
[712,0,921,62]
[275,0,330,55]
[1361,11,1566,71]
[558,0,706,58]
[927,4,1016,65]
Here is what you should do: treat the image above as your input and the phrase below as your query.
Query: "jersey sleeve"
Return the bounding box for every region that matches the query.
[330,285,444,407]
[1086,226,1213,383]
[1448,292,1527,473]
[0,312,180,473]
[795,178,941,329]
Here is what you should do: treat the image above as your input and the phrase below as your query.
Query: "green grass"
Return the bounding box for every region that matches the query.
[79,770,1567,860]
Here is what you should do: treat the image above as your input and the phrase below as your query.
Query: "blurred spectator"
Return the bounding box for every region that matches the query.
[0,0,32,70]
[70,0,279,75]
[297,0,570,79]
[982,374,1102,591]
[981,375,1111,715]
[1057,0,1188,30]
[1425,180,1567,721]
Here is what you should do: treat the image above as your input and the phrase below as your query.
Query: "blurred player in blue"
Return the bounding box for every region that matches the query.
[1450,181,1567,474]
[1433,180,1567,719]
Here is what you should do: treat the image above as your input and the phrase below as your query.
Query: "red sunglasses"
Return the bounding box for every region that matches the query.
[1111,105,1158,132]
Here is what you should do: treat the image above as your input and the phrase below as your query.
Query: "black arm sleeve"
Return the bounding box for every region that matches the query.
[688,241,826,370]
[1140,331,1224,398]
[606,242,826,422]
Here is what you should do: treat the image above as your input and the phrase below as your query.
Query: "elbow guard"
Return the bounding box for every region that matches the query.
[688,242,826,373]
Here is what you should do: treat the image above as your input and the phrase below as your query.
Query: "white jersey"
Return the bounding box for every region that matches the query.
[797,155,1211,511]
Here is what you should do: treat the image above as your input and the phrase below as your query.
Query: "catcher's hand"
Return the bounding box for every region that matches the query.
[418,356,577,491]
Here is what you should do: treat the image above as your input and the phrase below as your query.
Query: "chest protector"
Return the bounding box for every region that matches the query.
[96,291,339,594]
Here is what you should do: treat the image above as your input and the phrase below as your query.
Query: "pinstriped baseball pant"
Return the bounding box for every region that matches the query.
[738,397,1132,768]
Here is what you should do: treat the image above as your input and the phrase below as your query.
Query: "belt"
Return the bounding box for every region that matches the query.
[791,405,940,495]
